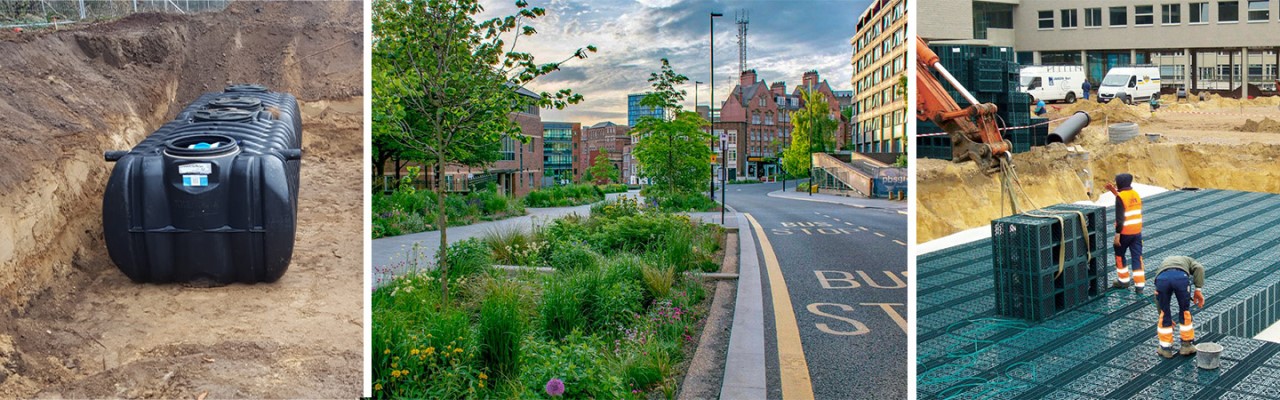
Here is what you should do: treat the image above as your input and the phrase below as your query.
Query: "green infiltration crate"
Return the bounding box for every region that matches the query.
[991,204,1108,321]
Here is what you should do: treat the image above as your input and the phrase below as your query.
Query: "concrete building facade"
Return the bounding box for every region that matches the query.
[541,121,579,187]
[575,121,630,184]
[627,93,665,127]
[921,0,1280,96]
[851,0,908,154]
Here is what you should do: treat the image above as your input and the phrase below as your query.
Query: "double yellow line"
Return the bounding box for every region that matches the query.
[744,213,814,399]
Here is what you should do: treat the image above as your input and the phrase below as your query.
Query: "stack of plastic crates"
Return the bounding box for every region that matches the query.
[990,203,1109,321]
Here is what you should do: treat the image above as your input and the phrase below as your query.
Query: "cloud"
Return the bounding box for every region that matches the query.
[479,0,868,123]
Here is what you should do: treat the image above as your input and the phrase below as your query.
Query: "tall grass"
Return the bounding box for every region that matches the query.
[479,279,527,379]
[641,263,675,299]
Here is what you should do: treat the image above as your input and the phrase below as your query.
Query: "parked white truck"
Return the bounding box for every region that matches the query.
[1019,65,1087,104]
[1097,66,1162,104]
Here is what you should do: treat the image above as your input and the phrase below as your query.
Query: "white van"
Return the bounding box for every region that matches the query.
[1019,65,1087,103]
[1097,66,1162,104]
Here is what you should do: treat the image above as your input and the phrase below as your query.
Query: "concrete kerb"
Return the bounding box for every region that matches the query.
[678,223,740,400]
[716,211,768,399]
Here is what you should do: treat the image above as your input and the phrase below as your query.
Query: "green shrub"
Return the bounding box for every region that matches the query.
[438,238,492,278]
[656,192,719,212]
[523,184,605,208]
[590,214,684,253]
[478,280,526,379]
[519,332,628,398]
[599,183,629,194]
[548,241,599,272]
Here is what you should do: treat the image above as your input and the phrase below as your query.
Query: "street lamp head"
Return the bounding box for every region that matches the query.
[711,12,723,17]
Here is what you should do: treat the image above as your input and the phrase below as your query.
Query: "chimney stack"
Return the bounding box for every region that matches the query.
[740,69,758,87]
[770,81,786,95]
[802,70,819,88]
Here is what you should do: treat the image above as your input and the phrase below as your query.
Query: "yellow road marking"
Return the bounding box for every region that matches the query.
[745,213,814,399]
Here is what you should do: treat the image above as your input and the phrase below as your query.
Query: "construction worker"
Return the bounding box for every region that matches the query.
[1034,99,1047,116]
[1082,79,1092,100]
[1153,255,1206,358]
[1106,173,1145,293]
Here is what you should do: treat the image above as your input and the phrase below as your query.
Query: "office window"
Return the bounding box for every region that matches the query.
[1110,6,1128,26]
[1039,10,1054,29]
[1135,5,1155,25]
[1061,9,1079,28]
[1248,0,1269,20]
[1162,3,1182,23]
[1085,7,1103,26]
[1220,1,1240,22]
[1190,2,1210,22]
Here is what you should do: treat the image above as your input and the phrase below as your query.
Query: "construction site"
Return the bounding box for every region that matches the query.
[0,2,362,398]
[916,33,1280,397]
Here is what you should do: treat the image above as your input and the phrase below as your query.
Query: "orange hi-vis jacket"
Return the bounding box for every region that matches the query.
[1116,189,1143,235]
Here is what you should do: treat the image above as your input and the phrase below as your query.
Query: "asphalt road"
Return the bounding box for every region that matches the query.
[723,182,908,399]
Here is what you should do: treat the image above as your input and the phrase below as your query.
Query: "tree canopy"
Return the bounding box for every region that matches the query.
[781,87,837,178]
[630,59,711,200]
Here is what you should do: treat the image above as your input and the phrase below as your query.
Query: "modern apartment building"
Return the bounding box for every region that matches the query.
[541,121,579,187]
[921,0,1280,95]
[627,93,665,127]
[851,0,908,154]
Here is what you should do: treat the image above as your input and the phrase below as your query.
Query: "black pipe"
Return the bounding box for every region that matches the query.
[1048,111,1091,144]
[104,150,128,162]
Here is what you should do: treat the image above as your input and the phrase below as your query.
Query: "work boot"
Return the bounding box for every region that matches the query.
[1157,346,1175,359]
[1111,280,1132,290]
[1180,342,1197,356]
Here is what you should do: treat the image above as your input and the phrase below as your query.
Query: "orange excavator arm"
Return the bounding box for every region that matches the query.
[916,37,1010,174]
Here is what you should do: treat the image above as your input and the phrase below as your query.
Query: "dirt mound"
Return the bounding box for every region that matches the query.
[1050,99,1148,124]
[0,2,362,398]
[1237,118,1280,133]
[918,137,1280,242]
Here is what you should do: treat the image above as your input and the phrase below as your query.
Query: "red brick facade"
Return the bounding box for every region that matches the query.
[575,122,630,184]
[715,70,850,178]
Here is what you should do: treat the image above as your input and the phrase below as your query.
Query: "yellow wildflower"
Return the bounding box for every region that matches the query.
[391,370,401,378]
[479,381,485,388]
[426,347,436,355]
[375,383,383,391]
[479,372,488,380]
[402,369,410,376]
[383,349,390,354]
[453,347,464,354]
[410,348,420,356]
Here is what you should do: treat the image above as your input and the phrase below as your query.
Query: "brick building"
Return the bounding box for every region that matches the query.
[715,69,849,179]
[574,121,630,184]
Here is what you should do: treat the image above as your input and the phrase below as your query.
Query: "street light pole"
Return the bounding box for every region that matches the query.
[710,12,721,201]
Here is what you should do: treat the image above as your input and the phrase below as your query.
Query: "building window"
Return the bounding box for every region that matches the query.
[758,97,765,107]
[1085,7,1103,27]
[1247,0,1269,20]
[1061,9,1078,28]
[1190,2,1210,22]
[1110,6,1128,26]
[752,112,760,124]
[1162,3,1182,23]
[1038,10,1054,29]
[1220,1,1240,22]
[1135,5,1155,25]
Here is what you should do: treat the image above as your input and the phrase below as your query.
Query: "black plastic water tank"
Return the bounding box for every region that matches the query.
[102,86,302,284]
[177,85,302,145]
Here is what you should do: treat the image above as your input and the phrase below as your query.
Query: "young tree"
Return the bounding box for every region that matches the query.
[781,87,837,180]
[586,150,620,184]
[631,59,711,199]
[372,0,594,304]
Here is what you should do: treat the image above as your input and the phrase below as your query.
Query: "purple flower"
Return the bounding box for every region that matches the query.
[546,378,566,397]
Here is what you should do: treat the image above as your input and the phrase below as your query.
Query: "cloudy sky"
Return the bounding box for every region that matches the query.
[478,0,869,125]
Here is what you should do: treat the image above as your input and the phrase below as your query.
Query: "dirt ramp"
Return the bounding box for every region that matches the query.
[1237,118,1280,133]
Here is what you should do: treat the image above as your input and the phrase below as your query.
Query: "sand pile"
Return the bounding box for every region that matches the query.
[1237,118,1280,133]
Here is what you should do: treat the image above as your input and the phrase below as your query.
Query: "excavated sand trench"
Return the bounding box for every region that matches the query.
[919,96,1280,243]
[0,3,363,398]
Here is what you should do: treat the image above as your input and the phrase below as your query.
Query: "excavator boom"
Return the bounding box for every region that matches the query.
[915,37,1010,174]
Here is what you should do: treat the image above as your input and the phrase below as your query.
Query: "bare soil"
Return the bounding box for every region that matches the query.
[919,96,1280,242]
[0,2,363,398]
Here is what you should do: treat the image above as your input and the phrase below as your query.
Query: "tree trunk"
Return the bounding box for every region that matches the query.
[437,150,449,306]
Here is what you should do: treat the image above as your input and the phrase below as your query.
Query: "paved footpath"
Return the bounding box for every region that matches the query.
[372,191,639,286]
[767,188,907,213]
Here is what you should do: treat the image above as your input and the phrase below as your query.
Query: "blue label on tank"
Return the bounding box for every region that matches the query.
[183,175,208,187]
